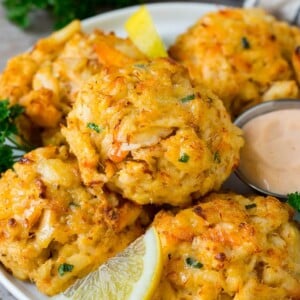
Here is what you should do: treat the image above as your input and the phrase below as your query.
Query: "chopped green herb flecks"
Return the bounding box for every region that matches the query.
[213,151,221,163]
[241,37,251,49]
[287,192,300,212]
[179,153,189,163]
[58,263,74,276]
[180,94,195,103]
[186,257,203,269]
[245,203,257,210]
[87,122,102,133]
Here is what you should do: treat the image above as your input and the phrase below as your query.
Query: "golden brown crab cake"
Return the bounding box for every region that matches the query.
[292,46,300,85]
[0,146,149,296]
[0,21,146,146]
[169,8,300,117]
[63,58,243,206]
[152,193,300,300]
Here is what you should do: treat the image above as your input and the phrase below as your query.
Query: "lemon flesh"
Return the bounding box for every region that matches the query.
[54,227,162,300]
[125,5,168,59]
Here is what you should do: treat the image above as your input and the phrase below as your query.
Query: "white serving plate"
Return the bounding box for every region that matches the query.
[0,2,298,300]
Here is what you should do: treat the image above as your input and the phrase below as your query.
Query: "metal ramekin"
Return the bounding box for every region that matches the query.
[234,99,300,199]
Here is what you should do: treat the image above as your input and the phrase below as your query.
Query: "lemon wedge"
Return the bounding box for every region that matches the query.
[125,5,168,59]
[54,227,162,300]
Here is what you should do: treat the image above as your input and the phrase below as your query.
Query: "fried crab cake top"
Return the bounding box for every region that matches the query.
[0,146,149,296]
[63,58,243,206]
[152,193,300,300]
[169,8,300,117]
[0,20,145,146]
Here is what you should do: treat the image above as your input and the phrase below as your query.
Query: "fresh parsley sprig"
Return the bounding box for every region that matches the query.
[287,192,300,212]
[3,0,144,29]
[0,99,32,173]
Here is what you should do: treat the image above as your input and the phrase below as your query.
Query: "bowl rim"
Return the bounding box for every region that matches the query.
[234,99,300,199]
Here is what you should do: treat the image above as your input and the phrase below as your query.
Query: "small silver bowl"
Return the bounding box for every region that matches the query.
[234,99,300,199]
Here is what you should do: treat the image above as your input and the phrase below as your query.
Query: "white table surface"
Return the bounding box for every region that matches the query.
[0,1,241,299]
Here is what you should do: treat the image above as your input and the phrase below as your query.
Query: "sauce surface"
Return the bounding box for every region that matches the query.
[239,109,300,195]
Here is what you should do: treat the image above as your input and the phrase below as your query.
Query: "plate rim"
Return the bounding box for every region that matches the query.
[82,1,223,29]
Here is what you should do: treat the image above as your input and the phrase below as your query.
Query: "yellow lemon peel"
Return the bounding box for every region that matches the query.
[54,227,162,300]
[125,5,168,59]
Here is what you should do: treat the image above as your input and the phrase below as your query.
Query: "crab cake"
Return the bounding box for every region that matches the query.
[0,21,145,146]
[152,193,300,300]
[63,58,243,206]
[0,146,149,296]
[169,8,300,117]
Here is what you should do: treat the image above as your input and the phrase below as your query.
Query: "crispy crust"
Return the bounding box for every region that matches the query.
[169,8,300,117]
[153,193,300,300]
[0,146,149,295]
[63,58,243,206]
[0,21,145,146]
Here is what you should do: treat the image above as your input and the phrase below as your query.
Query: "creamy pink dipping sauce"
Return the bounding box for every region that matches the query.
[239,109,300,195]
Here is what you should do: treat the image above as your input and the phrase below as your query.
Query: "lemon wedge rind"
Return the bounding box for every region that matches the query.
[53,227,162,300]
[128,226,162,300]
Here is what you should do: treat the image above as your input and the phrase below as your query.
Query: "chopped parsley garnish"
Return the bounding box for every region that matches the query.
[0,99,32,173]
[87,122,102,133]
[180,94,195,103]
[58,263,74,276]
[245,203,257,210]
[287,192,300,212]
[185,257,203,269]
[241,37,251,49]
[213,151,221,163]
[179,153,190,163]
